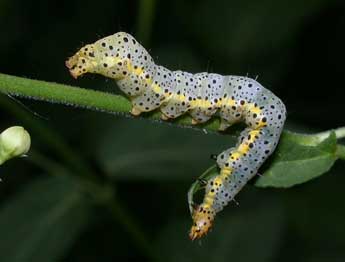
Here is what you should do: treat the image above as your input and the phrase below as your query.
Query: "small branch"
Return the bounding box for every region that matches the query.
[2,73,345,143]
[336,145,345,160]
[315,127,345,141]
[0,73,220,132]
[0,73,131,115]
[136,0,157,45]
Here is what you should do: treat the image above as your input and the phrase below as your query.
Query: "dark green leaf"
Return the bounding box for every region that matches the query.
[189,131,339,206]
[255,131,337,187]
[0,176,90,262]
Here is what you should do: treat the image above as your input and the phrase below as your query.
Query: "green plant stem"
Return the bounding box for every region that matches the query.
[2,73,345,141]
[0,73,220,130]
[336,145,345,160]
[2,73,345,143]
[316,127,345,141]
[136,0,157,45]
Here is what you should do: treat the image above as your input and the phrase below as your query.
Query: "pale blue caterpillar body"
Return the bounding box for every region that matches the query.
[66,32,287,240]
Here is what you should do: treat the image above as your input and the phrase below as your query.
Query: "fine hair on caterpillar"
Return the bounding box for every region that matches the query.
[66,32,287,240]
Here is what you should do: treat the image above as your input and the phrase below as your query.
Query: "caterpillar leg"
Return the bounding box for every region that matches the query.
[191,119,199,125]
[218,119,232,131]
[130,106,142,116]
[160,113,169,120]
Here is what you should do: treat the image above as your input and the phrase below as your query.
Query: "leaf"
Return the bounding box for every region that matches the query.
[155,200,284,262]
[187,165,218,214]
[189,130,338,206]
[255,131,337,187]
[0,176,90,262]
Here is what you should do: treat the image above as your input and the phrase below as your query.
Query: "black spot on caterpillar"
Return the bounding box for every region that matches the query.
[66,32,287,240]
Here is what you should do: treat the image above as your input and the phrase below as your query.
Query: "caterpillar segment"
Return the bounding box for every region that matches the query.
[66,32,287,241]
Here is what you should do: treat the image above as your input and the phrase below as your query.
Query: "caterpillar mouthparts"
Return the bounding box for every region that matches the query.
[66,44,98,79]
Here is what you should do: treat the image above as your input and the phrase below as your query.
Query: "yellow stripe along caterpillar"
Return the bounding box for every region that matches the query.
[66,32,287,240]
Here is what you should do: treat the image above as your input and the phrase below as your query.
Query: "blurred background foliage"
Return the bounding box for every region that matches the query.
[0,0,344,261]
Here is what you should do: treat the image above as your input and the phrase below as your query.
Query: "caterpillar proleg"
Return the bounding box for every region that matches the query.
[66,32,286,240]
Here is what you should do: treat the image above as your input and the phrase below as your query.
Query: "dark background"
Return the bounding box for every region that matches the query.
[0,0,344,261]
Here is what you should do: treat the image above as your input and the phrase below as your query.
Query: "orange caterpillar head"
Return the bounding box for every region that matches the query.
[189,204,215,240]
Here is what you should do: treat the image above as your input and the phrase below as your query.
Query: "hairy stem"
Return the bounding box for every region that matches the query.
[0,73,220,130]
[2,73,345,144]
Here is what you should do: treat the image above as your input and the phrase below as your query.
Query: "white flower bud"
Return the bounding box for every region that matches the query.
[0,126,31,165]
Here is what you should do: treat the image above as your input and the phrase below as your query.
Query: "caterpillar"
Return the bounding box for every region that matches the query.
[66,32,286,240]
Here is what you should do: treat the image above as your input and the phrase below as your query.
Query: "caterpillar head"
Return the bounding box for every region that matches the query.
[189,205,215,240]
[65,44,100,79]
[65,40,127,79]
